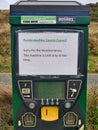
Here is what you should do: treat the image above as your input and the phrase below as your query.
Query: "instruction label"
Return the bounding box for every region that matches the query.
[21,16,56,24]
[18,32,79,75]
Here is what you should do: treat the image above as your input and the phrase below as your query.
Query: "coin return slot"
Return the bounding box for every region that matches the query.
[64,112,78,126]
[22,112,36,127]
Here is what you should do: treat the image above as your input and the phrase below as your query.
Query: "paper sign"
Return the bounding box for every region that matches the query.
[18,32,79,75]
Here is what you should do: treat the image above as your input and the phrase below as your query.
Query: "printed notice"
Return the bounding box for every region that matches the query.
[18,32,79,75]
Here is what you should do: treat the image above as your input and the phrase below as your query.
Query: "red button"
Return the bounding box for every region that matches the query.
[29,102,35,109]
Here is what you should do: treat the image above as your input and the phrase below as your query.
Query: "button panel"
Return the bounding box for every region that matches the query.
[18,80,33,100]
[67,80,82,99]
[41,98,60,106]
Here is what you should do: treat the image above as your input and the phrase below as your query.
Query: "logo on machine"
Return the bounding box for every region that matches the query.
[57,16,76,24]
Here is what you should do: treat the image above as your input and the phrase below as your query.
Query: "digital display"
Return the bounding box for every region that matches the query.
[34,82,65,99]
[17,30,79,75]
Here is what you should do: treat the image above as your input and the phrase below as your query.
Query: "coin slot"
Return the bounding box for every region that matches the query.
[46,109,48,115]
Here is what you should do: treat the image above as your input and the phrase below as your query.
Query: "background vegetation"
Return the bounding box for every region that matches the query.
[0,10,11,73]
[88,22,98,73]
[0,86,13,129]
[87,3,98,67]
[87,86,98,130]
[89,2,98,22]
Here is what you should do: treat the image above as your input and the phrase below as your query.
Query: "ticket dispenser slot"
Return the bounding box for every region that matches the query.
[10,1,90,130]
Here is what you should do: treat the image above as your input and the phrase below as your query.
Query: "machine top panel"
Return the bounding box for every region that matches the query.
[10,0,90,16]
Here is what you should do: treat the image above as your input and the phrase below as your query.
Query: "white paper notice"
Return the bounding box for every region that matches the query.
[18,32,79,75]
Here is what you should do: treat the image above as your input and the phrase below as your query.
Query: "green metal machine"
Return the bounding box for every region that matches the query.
[10,1,90,130]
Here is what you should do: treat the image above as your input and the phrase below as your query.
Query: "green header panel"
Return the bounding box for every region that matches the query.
[10,16,90,25]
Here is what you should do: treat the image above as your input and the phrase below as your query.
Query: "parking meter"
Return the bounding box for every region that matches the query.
[10,1,90,130]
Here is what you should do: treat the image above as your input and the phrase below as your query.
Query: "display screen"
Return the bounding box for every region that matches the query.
[17,30,79,75]
[34,82,65,99]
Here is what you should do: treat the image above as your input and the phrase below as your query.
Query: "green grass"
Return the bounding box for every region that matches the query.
[87,87,98,130]
[89,3,98,22]
[88,55,98,73]
[0,87,13,128]
[0,55,11,73]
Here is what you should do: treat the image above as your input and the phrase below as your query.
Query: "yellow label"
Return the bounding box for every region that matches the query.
[41,106,59,121]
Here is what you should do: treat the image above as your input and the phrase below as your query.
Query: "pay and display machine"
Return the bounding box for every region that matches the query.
[10,1,90,130]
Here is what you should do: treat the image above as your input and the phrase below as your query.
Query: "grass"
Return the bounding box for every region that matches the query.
[88,23,98,73]
[0,10,11,73]
[87,87,98,130]
[0,55,11,73]
[89,3,98,22]
[88,55,98,73]
[89,23,98,56]
[0,86,13,128]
